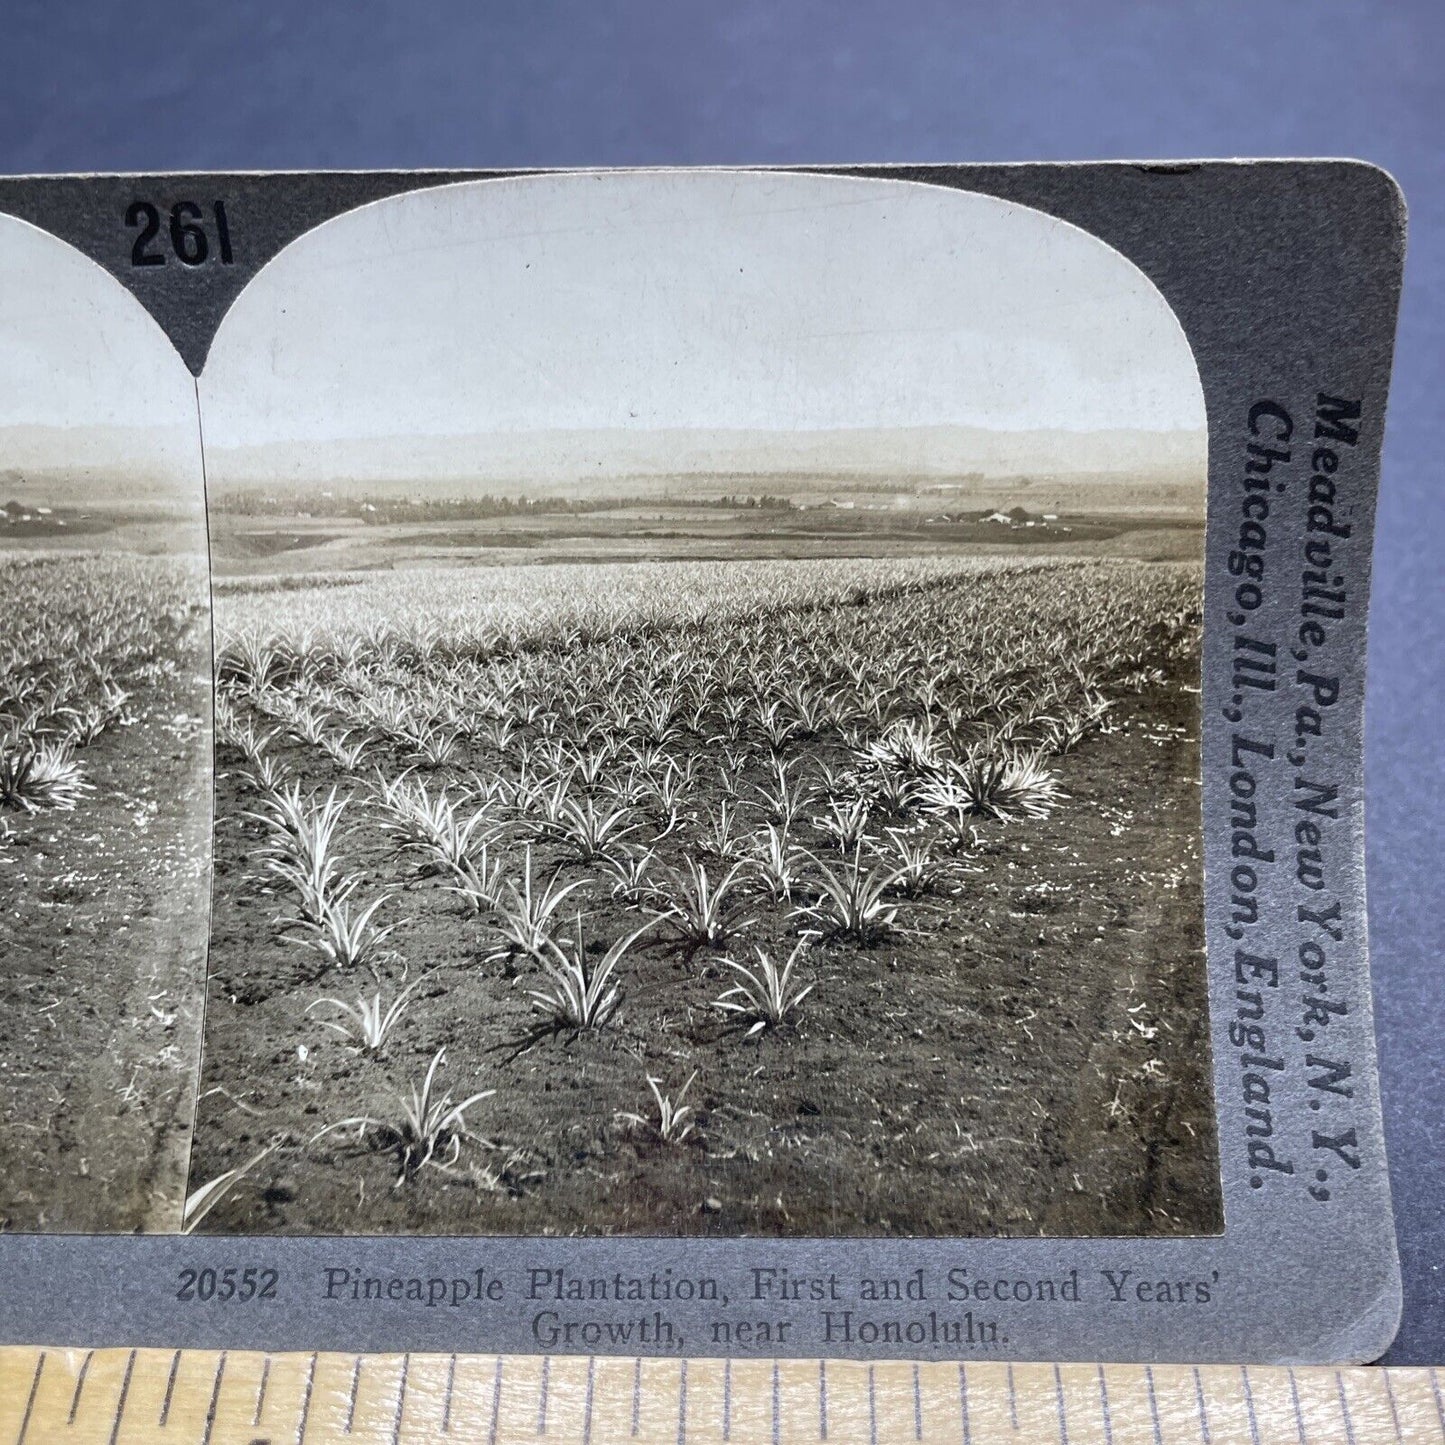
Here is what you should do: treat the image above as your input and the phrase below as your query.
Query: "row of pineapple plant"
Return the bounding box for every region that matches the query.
[199,555,1199,1205]
[2,552,207,817]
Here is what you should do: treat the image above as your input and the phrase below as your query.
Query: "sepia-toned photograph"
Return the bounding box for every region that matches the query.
[187,171,1222,1238]
[0,216,212,1232]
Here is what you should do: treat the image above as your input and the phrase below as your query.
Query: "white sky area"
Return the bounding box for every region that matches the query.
[0,216,200,492]
[201,172,1205,485]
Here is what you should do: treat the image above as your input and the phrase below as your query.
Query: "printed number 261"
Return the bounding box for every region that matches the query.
[126,200,233,267]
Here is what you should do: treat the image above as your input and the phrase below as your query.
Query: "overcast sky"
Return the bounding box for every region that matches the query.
[200,171,1205,482]
[0,215,199,489]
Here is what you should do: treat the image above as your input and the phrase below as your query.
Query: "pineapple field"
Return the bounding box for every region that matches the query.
[0,550,211,1231]
[188,551,1221,1238]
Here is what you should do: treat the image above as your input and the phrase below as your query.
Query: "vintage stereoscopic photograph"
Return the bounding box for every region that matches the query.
[0,217,211,1232]
[188,171,1221,1237]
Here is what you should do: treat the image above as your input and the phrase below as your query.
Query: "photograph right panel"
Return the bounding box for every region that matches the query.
[189,171,1221,1238]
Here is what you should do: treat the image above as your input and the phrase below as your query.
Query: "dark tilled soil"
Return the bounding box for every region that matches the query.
[0,636,212,1232]
[192,662,1221,1238]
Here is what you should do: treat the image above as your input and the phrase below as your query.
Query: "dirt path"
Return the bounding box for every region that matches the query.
[0,631,211,1233]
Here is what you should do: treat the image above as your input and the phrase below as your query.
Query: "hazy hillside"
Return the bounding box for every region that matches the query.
[208,425,1206,500]
[0,424,199,502]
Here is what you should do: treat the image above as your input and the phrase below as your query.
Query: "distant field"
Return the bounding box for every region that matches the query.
[210,504,1203,578]
[0,507,205,557]
[211,554,1053,652]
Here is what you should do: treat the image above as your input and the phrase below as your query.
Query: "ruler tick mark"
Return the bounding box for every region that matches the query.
[1382,1367,1402,1442]
[68,1351,93,1426]
[677,1359,688,1445]
[202,1353,227,1445]
[15,1352,44,1445]
[1145,1365,1162,1445]
[1053,1363,1069,1445]
[1007,1364,1018,1431]
[108,1350,136,1445]
[819,1360,828,1441]
[1431,1368,1445,1435]
[442,1353,456,1434]
[1192,1366,1210,1445]
[391,1353,409,1445]
[161,1349,182,1428]
[631,1358,641,1438]
[1097,1365,1114,1445]
[869,1364,878,1445]
[295,1353,316,1445]
[723,1359,731,1440]
[344,1354,362,1434]
[582,1356,595,1445]
[912,1362,922,1441]
[1287,1366,1306,1444]
[1335,1369,1357,1445]
[255,1356,271,1429]
[958,1363,970,1445]
[489,1357,504,1445]
[1241,1365,1261,1445]
[537,1355,549,1435]
[773,1360,781,1445]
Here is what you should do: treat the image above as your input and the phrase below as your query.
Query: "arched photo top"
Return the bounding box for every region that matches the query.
[198,169,1206,500]
[0,212,201,522]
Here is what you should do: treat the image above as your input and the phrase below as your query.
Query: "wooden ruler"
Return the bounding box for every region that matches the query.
[1,1348,1440,1444]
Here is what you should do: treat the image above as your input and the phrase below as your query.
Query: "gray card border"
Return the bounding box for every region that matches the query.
[0,162,1406,1363]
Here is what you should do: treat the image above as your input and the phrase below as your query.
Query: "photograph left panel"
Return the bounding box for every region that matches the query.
[0,216,211,1232]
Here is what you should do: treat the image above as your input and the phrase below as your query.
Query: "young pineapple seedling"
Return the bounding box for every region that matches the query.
[640,759,692,836]
[313,1047,494,1186]
[885,828,952,898]
[655,856,756,949]
[921,749,1064,823]
[319,728,370,771]
[266,850,361,929]
[617,1070,699,1143]
[529,914,659,1031]
[289,892,395,976]
[415,803,500,879]
[715,939,815,1035]
[747,822,807,902]
[548,795,640,864]
[488,846,590,967]
[0,740,91,812]
[698,799,747,860]
[598,844,660,909]
[860,717,944,777]
[445,841,504,914]
[409,721,462,769]
[812,793,875,854]
[796,846,905,945]
[307,970,437,1051]
[749,755,811,830]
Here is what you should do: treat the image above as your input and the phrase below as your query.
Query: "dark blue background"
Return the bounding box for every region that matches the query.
[4,0,1440,1363]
